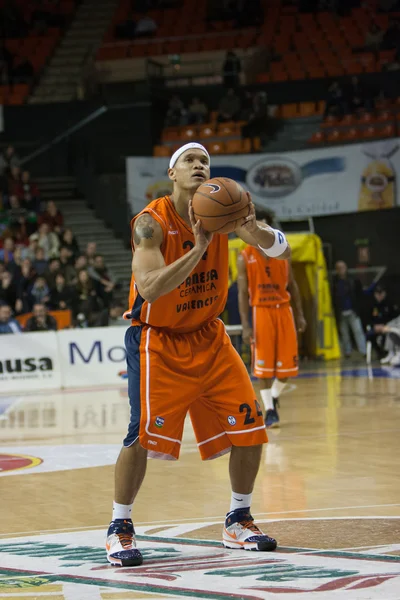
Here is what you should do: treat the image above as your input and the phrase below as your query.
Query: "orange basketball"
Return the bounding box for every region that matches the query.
[192,177,250,234]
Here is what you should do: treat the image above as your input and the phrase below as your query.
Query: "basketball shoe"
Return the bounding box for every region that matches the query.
[265,398,279,428]
[222,508,277,551]
[106,519,143,566]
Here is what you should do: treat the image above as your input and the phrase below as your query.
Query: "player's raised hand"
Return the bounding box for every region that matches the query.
[189,199,213,252]
[241,195,258,234]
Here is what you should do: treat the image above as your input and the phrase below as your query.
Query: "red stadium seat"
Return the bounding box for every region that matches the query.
[180,126,198,141]
[207,142,225,154]
[308,131,325,144]
[198,124,215,139]
[153,145,171,157]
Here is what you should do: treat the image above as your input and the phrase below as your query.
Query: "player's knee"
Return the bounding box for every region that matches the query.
[260,378,273,389]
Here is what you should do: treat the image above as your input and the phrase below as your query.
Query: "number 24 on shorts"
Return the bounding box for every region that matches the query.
[240,400,263,425]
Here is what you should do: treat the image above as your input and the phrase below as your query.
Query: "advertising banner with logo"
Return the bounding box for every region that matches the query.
[0,331,61,393]
[58,326,128,389]
[126,139,400,219]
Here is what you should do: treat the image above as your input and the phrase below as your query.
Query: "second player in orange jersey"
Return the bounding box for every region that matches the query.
[106,143,290,567]
[237,209,306,428]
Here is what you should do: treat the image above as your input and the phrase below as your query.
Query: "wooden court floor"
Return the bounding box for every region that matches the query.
[0,363,400,599]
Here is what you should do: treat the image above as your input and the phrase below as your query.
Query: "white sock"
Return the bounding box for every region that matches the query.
[230,491,252,512]
[112,501,133,521]
[271,379,287,399]
[260,388,274,411]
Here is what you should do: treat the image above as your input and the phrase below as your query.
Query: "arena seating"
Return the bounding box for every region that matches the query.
[97,0,399,82]
[308,98,400,145]
[0,0,77,104]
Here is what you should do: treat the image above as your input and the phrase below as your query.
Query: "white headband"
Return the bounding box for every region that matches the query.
[169,142,210,169]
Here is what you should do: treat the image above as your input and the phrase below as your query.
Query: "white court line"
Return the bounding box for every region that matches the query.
[0,506,399,539]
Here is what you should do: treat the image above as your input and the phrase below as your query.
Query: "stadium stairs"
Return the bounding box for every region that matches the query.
[37,176,132,291]
[30,0,119,104]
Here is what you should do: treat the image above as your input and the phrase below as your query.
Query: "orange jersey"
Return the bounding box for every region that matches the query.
[241,246,290,307]
[125,196,229,333]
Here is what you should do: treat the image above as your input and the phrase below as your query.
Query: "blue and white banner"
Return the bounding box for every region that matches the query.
[58,327,128,388]
[126,139,400,218]
[0,331,61,393]
[0,327,129,393]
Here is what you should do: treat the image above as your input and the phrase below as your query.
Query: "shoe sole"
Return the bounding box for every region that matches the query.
[266,422,280,429]
[223,539,277,551]
[107,555,143,567]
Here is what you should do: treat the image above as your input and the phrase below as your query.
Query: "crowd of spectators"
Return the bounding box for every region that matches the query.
[0,145,123,335]
[332,260,400,364]
[164,86,274,148]
[323,77,378,118]
[0,0,79,85]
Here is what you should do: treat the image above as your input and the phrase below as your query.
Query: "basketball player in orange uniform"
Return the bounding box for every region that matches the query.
[237,210,306,428]
[106,143,291,566]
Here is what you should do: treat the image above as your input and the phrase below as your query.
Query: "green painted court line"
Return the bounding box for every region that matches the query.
[136,535,400,561]
[0,569,260,600]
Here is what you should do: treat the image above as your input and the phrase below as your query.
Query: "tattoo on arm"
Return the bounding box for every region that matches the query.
[133,214,155,245]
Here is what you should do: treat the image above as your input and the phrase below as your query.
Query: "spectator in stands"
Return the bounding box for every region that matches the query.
[7,195,27,229]
[0,237,15,264]
[7,165,21,196]
[347,76,374,114]
[49,272,74,311]
[39,201,64,234]
[366,285,399,358]
[59,246,76,285]
[365,22,383,53]
[29,276,50,309]
[88,254,116,307]
[324,81,348,118]
[223,51,241,89]
[25,303,57,332]
[217,88,241,122]
[91,300,126,327]
[60,228,80,259]
[0,304,22,334]
[37,223,60,258]
[74,254,88,273]
[135,14,157,37]
[0,145,20,177]
[73,268,101,321]
[45,258,61,289]
[165,96,187,127]
[85,241,97,266]
[24,234,40,261]
[382,19,400,50]
[32,246,48,276]
[115,13,136,39]
[0,271,18,312]
[377,315,400,365]
[187,97,209,125]
[17,258,36,313]
[332,260,367,357]
[242,91,269,148]
[17,170,40,212]
[12,214,35,246]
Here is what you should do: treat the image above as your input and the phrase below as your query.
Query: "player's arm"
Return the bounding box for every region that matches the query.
[287,261,307,333]
[235,198,291,260]
[237,254,253,345]
[132,211,211,304]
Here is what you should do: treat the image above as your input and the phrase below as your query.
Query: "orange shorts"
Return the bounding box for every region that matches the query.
[124,319,267,460]
[252,304,298,379]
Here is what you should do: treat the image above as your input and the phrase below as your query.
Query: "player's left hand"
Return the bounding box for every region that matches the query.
[240,195,258,234]
[296,315,307,333]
